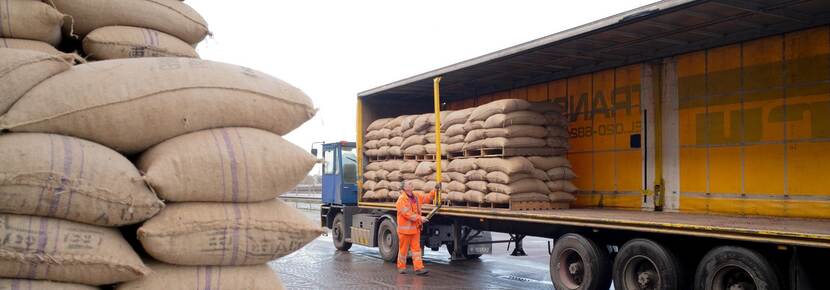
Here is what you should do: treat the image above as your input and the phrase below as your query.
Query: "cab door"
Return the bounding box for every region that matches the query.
[321,143,341,204]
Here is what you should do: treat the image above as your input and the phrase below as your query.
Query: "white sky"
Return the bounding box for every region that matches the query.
[189,0,657,155]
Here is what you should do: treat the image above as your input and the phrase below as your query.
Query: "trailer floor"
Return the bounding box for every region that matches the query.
[270,233,558,290]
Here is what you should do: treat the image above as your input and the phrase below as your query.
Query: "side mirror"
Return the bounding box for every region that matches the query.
[311,148,318,156]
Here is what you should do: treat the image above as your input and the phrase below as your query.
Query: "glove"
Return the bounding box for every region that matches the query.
[434,183,442,190]
[420,216,429,223]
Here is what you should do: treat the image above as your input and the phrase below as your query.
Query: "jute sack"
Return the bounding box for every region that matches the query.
[375,169,389,180]
[403,144,426,155]
[364,139,379,149]
[402,174,418,182]
[447,191,465,203]
[532,168,550,181]
[484,192,509,204]
[511,192,550,202]
[389,136,404,146]
[446,124,466,137]
[483,137,547,148]
[374,180,389,190]
[52,0,209,45]
[446,172,467,183]
[399,115,416,131]
[464,169,488,181]
[476,157,534,175]
[547,167,577,180]
[390,126,403,137]
[547,137,570,149]
[138,199,324,266]
[465,181,488,192]
[464,139,486,150]
[424,132,446,143]
[0,0,63,45]
[464,129,487,142]
[412,114,432,132]
[382,160,404,172]
[389,190,401,199]
[0,279,98,290]
[424,143,447,155]
[544,112,569,127]
[388,177,402,188]
[383,115,406,129]
[366,118,392,131]
[415,162,434,176]
[447,181,467,192]
[447,159,477,173]
[0,133,163,226]
[138,128,315,202]
[445,142,464,152]
[399,160,418,173]
[116,262,284,290]
[487,179,551,195]
[0,58,316,154]
[527,156,571,171]
[464,190,485,203]
[362,190,376,200]
[378,138,390,147]
[0,49,72,115]
[444,134,465,144]
[469,99,531,121]
[389,146,403,156]
[376,146,390,157]
[84,26,199,60]
[366,162,382,171]
[463,120,485,131]
[550,191,576,203]
[484,111,547,128]
[485,125,547,138]
[375,189,390,198]
[546,180,578,193]
[442,107,474,130]
[0,214,148,285]
[547,125,569,138]
[363,180,376,190]
[405,179,425,191]
[401,135,426,149]
[485,171,531,184]
[0,38,64,55]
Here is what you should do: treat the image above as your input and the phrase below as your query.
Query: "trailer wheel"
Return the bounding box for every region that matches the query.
[613,239,681,290]
[377,219,398,263]
[446,242,482,259]
[332,213,352,251]
[550,234,612,290]
[695,246,781,290]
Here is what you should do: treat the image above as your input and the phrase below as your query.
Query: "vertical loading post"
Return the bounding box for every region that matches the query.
[433,76,443,205]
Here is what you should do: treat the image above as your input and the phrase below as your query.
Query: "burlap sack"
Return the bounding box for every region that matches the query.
[546,180,578,193]
[412,114,432,132]
[484,192,509,204]
[463,120,485,131]
[375,189,389,198]
[550,191,576,203]
[547,167,577,180]
[476,157,534,175]
[485,125,547,138]
[464,129,487,142]
[388,178,402,189]
[415,162,434,176]
[446,124,466,137]
[52,0,208,45]
[0,214,148,285]
[400,115,416,131]
[364,139,379,149]
[447,172,467,183]
[116,262,284,290]
[376,146,390,157]
[381,160,403,171]
[483,137,546,148]
[389,136,404,146]
[387,171,403,182]
[363,171,378,181]
[511,192,550,202]
[464,190,485,203]
[0,58,316,154]
[405,179,425,191]
[424,143,447,155]
[366,162,381,171]
[375,129,392,140]
[533,168,550,181]
[469,99,531,121]
[0,49,72,115]
[383,115,406,129]
[362,190,376,200]
[487,179,551,195]
[365,130,382,140]
[363,180,376,190]
[366,118,392,131]
[83,26,199,60]
[401,128,418,138]
[442,107,474,130]
[389,146,402,156]
[444,135,465,144]
[527,156,571,171]
[138,200,324,266]
[377,138,390,147]
[422,181,436,192]
[402,144,425,155]
[465,181,488,192]
[547,137,570,149]
[401,135,426,149]
[446,142,465,152]
[544,112,569,127]
[447,191,465,202]
[424,133,447,143]
[139,128,315,202]
[464,139,487,150]
[391,126,403,137]
[432,160,449,171]
[485,172,531,184]
[464,169,488,181]
[389,190,401,199]
[399,160,418,173]
[484,111,547,128]
[374,180,389,190]
[375,169,389,180]
[401,173,418,180]
[448,159,477,172]
[447,181,467,192]
[0,0,63,45]
[0,38,63,55]
[547,125,569,137]
[425,173,450,182]
[429,111,453,126]
[0,133,162,226]
[1,279,99,290]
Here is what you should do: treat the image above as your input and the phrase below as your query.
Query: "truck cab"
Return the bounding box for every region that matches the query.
[316,141,492,261]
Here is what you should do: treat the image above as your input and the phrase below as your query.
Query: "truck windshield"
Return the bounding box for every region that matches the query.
[341,146,358,185]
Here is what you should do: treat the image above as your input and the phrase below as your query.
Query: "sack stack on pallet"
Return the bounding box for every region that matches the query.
[361,98,577,209]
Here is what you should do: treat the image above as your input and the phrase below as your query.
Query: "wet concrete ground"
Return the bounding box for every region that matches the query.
[269,207,558,290]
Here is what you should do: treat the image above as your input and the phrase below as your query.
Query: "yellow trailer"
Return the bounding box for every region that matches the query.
[322,1,830,289]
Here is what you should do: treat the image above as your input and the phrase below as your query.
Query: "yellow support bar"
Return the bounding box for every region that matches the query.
[356,97,364,203]
[433,76,443,205]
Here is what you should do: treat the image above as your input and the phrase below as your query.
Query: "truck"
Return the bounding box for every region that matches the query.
[318,1,830,289]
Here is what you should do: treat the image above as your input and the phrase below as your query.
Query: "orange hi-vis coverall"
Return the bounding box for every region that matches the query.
[395,189,436,270]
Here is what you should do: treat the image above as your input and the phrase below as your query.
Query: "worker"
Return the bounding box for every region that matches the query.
[395,181,438,275]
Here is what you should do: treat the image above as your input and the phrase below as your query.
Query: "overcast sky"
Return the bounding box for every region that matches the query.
[189,0,657,159]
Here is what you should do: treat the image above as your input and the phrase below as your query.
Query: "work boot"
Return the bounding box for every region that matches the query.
[414,269,429,276]
[398,268,407,274]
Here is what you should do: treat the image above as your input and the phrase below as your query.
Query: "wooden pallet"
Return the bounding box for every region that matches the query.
[403,154,417,160]
[508,200,570,211]
[447,150,466,159]
[451,147,567,159]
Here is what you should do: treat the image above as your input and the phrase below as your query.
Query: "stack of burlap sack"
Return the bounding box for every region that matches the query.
[1,0,207,61]
[1,54,321,290]
[361,159,450,201]
[460,99,568,152]
[365,111,456,159]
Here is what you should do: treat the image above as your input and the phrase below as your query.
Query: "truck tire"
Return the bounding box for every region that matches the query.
[694,246,781,290]
[613,239,682,290]
[332,213,352,251]
[377,219,398,263]
[550,234,612,290]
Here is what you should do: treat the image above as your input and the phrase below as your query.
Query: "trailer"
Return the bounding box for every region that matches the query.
[320,1,830,289]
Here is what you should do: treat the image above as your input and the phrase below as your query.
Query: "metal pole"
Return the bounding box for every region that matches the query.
[433,76,443,205]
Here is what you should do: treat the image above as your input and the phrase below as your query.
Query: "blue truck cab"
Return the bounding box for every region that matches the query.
[320,141,358,205]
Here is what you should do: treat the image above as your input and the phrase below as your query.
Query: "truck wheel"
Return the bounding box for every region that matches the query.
[550,234,612,290]
[332,213,352,251]
[377,219,398,263]
[613,239,681,290]
[695,246,781,290]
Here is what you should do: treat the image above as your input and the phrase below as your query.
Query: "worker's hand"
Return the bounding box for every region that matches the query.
[420,216,429,223]
[434,183,442,190]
